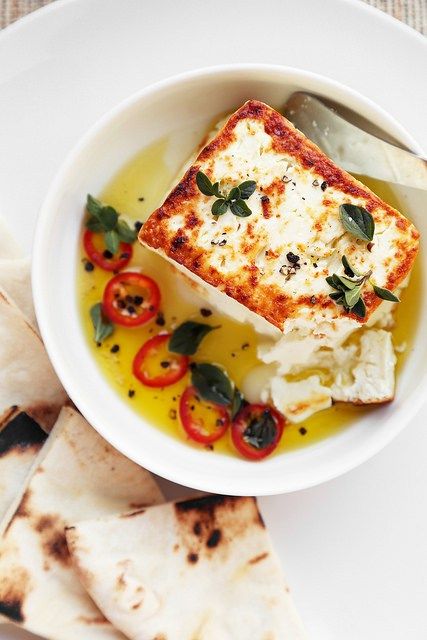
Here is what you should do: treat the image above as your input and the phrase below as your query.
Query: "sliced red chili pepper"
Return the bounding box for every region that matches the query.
[103,272,160,327]
[231,403,285,460]
[133,334,188,388]
[179,385,230,444]
[83,229,133,271]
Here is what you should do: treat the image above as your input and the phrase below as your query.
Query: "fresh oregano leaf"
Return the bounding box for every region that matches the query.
[238,180,257,200]
[85,216,105,233]
[228,186,241,201]
[351,297,366,318]
[372,285,400,302]
[211,199,228,216]
[230,199,252,217]
[86,196,118,231]
[329,291,345,302]
[90,303,114,344]
[196,171,215,196]
[116,219,137,243]
[243,410,277,450]
[344,285,362,308]
[339,204,375,241]
[231,388,246,420]
[342,255,356,277]
[86,194,104,218]
[100,206,119,231]
[105,229,120,254]
[211,182,222,198]
[190,363,233,406]
[337,275,362,290]
[169,321,219,356]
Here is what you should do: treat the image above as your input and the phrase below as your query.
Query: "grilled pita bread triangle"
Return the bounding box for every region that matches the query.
[0,406,163,639]
[0,287,67,523]
[66,495,307,640]
[0,288,66,432]
[0,412,47,534]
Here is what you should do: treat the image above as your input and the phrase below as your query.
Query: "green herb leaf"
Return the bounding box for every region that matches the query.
[116,219,137,243]
[344,285,362,308]
[326,274,347,291]
[338,275,363,290]
[351,297,366,318]
[212,182,222,198]
[342,255,356,278]
[100,206,119,231]
[211,199,228,216]
[372,285,400,302]
[85,216,105,233]
[329,291,345,302]
[169,321,219,356]
[243,410,277,450]
[105,229,119,254]
[86,194,103,218]
[190,363,233,406]
[231,388,246,420]
[339,204,375,241]
[90,303,114,344]
[86,195,118,231]
[230,199,252,217]
[228,186,241,201]
[196,171,215,197]
[238,180,257,200]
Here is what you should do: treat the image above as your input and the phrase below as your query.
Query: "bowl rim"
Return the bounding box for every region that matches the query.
[32,63,425,494]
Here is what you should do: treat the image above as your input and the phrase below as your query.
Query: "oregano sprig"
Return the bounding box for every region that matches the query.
[196,171,256,218]
[86,194,137,254]
[326,254,399,318]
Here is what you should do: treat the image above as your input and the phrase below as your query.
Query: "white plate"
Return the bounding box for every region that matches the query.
[0,1,426,639]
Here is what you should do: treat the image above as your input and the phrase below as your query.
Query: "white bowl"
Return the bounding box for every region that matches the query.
[33,64,426,495]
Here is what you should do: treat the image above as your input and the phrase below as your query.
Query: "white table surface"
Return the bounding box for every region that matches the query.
[0,1,426,638]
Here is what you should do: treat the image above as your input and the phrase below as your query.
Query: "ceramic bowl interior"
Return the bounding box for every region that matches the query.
[33,65,426,495]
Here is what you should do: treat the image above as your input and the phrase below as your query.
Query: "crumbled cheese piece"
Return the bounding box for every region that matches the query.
[269,375,332,423]
[331,330,396,403]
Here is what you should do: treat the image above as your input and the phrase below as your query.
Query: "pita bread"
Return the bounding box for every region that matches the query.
[0,224,62,525]
[66,495,307,640]
[0,257,35,327]
[0,288,66,431]
[0,411,47,524]
[0,406,163,639]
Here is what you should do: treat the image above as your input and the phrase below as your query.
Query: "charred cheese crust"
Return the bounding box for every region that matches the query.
[140,100,419,331]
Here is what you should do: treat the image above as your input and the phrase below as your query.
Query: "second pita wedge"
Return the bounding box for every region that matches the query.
[66,495,307,640]
[0,288,67,522]
[0,411,47,527]
[0,406,163,639]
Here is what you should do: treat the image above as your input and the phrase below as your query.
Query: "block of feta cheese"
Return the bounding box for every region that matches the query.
[140,100,419,334]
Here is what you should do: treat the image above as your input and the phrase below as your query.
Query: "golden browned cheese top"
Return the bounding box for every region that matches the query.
[140,100,419,330]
